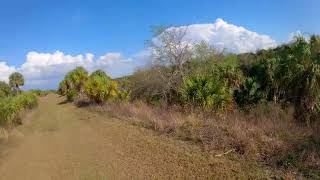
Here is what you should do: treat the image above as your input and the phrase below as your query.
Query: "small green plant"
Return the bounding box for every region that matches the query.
[65,67,88,93]
[84,72,115,104]
[234,77,263,108]
[0,81,12,97]
[0,92,37,127]
[117,90,131,102]
[179,74,232,111]
[66,89,78,102]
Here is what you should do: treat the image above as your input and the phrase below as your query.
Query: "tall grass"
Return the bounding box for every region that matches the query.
[86,100,320,178]
[0,92,38,128]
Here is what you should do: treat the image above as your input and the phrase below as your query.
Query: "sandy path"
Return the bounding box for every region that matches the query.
[0,94,225,179]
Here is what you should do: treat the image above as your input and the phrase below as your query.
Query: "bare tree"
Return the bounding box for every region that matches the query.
[148,26,194,103]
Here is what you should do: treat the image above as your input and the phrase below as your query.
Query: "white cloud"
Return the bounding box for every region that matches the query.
[20,51,94,80]
[0,18,279,89]
[14,51,143,89]
[96,53,137,77]
[165,18,276,53]
[0,62,16,82]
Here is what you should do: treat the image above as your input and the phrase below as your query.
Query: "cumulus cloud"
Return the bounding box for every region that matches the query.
[0,51,141,89]
[164,18,276,53]
[0,18,279,89]
[0,62,16,82]
[15,51,141,89]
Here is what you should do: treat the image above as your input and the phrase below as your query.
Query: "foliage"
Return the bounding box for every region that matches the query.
[56,34,320,124]
[84,71,118,104]
[0,81,12,97]
[233,35,320,123]
[234,78,263,108]
[179,74,232,111]
[90,69,108,77]
[58,80,68,95]
[59,68,129,103]
[58,67,88,101]
[65,66,88,93]
[0,92,37,127]
[117,89,131,102]
[9,72,24,95]
[287,36,320,122]
[66,89,78,102]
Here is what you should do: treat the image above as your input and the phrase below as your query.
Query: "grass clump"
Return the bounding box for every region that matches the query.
[66,89,78,102]
[0,92,38,128]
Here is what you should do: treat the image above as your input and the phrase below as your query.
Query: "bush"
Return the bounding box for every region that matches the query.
[84,72,118,104]
[234,77,263,108]
[65,67,88,93]
[58,79,68,95]
[0,92,38,127]
[117,90,131,102]
[66,89,78,102]
[58,66,88,98]
[179,74,232,111]
[85,72,108,103]
[0,81,12,97]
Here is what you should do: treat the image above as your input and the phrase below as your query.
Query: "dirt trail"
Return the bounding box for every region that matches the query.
[0,94,231,179]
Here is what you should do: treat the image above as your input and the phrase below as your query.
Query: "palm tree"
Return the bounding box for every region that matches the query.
[9,72,24,95]
[65,67,88,93]
[288,35,320,123]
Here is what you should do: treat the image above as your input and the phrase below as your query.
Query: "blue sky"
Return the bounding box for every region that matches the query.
[0,0,319,89]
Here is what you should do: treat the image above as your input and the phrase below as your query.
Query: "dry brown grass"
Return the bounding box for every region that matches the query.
[83,100,320,178]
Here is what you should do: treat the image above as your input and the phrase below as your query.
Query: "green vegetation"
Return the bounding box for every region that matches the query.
[0,81,12,97]
[0,73,39,129]
[58,67,89,97]
[59,68,129,104]
[239,35,320,123]
[234,77,263,108]
[126,33,320,124]
[179,74,232,111]
[85,70,113,103]
[66,89,78,102]
[0,92,37,128]
[56,33,320,178]
[9,72,24,95]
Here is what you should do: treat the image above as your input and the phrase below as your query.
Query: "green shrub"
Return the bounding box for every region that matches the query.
[65,67,88,93]
[90,69,108,77]
[0,81,12,97]
[66,89,78,102]
[58,79,68,95]
[117,90,131,102]
[179,74,232,111]
[234,77,263,108]
[0,92,37,127]
[84,72,117,104]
